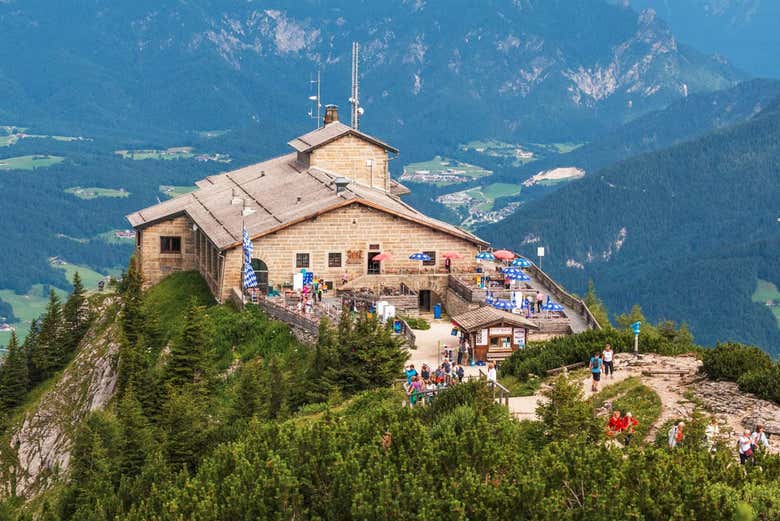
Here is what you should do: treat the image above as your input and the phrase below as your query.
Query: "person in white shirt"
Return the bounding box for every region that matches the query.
[602,344,614,379]
[487,363,497,384]
[751,425,770,451]
[738,430,754,465]
[705,417,720,452]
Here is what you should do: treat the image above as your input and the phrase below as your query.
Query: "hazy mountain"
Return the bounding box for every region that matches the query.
[480,97,780,352]
[626,0,780,78]
[0,0,743,149]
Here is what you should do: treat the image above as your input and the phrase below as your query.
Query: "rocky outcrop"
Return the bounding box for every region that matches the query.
[3,297,120,498]
[693,380,780,437]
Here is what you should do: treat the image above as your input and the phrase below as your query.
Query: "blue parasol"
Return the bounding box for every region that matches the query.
[476,251,495,261]
[501,267,522,276]
[507,272,531,282]
[511,257,532,268]
[409,252,432,261]
[493,299,514,310]
[543,302,565,312]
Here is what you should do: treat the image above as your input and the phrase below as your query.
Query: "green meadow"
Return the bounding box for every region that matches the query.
[160,185,197,198]
[0,155,65,170]
[115,147,194,160]
[752,279,780,327]
[65,187,130,200]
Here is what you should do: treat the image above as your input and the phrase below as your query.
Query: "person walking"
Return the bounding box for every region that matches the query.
[457,340,466,365]
[623,412,638,446]
[668,422,685,448]
[705,417,720,452]
[535,291,544,313]
[456,364,465,383]
[487,362,497,384]
[607,410,623,438]
[405,364,418,385]
[602,344,614,379]
[589,351,603,393]
[738,430,754,465]
[751,425,770,452]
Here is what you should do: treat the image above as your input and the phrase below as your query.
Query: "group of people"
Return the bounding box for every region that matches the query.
[589,344,615,392]
[606,410,639,446]
[736,424,771,465]
[404,361,466,407]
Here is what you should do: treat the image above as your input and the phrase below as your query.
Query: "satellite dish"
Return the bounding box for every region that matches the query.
[357,107,365,115]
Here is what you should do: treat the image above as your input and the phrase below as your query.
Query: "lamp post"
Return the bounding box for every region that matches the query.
[631,321,641,354]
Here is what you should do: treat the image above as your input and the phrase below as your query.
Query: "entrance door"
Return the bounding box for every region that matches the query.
[367,251,381,275]
[419,290,431,312]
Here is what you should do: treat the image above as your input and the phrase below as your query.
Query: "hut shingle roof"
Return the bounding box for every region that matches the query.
[451,307,539,331]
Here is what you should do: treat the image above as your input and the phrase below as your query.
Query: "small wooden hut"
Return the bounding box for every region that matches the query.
[451,307,539,363]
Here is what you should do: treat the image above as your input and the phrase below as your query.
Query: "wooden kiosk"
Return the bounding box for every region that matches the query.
[451,307,539,363]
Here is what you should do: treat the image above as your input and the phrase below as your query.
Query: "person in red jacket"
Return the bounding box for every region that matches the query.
[622,412,639,446]
[607,410,623,438]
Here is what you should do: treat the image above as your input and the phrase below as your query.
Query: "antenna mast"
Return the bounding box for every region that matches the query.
[350,42,360,130]
[308,68,322,129]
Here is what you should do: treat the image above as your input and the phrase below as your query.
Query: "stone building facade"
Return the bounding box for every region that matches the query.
[128,110,488,304]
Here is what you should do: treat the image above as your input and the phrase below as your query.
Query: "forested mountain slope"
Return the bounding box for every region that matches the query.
[481,97,780,352]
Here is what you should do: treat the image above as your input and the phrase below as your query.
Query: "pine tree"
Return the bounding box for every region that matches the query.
[62,272,90,356]
[583,279,612,328]
[32,290,65,379]
[0,332,29,410]
[161,387,211,472]
[22,318,41,386]
[164,299,210,389]
[117,387,153,477]
[301,318,335,404]
[121,256,145,347]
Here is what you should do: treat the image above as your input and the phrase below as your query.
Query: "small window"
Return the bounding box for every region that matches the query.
[422,250,436,266]
[136,230,142,247]
[328,252,342,268]
[295,253,310,268]
[369,243,380,250]
[160,236,181,254]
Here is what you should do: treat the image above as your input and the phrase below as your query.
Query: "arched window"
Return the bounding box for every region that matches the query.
[251,258,268,290]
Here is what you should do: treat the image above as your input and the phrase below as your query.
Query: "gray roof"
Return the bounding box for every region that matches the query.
[127,153,486,251]
[287,121,399,154]
[451,306,539,331]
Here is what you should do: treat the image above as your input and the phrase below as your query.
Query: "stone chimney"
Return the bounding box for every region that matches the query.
[324,104,339,125]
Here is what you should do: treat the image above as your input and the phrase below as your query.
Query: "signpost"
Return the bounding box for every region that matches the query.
[631,321,641,354]
[537,246,545,271]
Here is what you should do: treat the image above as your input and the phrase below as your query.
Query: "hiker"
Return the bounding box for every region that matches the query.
[409,376,424,407]
[602,344,614,379]
[668,422,685,448]
[457,341,466,365]
[316,283,323,303]
[751,425,770,452]
[444,257,452,273]
[535,291,543,313]
[456,364,465,383]
[405,364,417,385]
[607,410,623,438]
[705,417,720,452]
[465,339,472,364]
[487,362,497,384]
[589,351,603,392]
[738,430,754,465]
[443,358,452,376]
[623,412,638,446]
[420,364,430,381]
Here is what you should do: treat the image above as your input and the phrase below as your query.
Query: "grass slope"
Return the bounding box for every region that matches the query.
[0,155,64,170]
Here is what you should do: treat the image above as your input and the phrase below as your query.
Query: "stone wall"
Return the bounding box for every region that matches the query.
[221,203,479,301]
[136,215,197,289]
[309,135,390,191]
[444,288,481,317]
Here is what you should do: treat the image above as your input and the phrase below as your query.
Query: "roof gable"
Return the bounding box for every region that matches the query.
[288,121,399,154]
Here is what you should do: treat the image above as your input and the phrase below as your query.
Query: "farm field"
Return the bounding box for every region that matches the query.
[115,147,194,160]
[752,279,780,327]
[65,187,130,200]
[0,126,87,147]
[160,185,197,198]
[459,139,536,164]
[439,183,522,212]
[400,156,492,185]
[0,155,65,170]
[97,230,136,245]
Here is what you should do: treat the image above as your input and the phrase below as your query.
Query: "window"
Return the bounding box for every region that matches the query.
[422,250,436,266]
[369,243,380,250]
[160,236,181,253]
[328,252,342,268]
[295,253,310,268]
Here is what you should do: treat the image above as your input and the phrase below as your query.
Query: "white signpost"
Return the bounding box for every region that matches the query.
[537,246,545,271]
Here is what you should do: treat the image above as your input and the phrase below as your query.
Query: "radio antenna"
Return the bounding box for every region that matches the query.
[307,68,322,128]
[349,42,362,130]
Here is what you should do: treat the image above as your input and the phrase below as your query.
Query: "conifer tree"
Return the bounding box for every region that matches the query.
[32,289,65,379]
[164,299,210,389]
[0,331,29,410]
[235,360,264,419]
[301,318,335,403]
[117,386,153,477]
[583,279,612,328]
[161,387,210,472]
[22,318,41,386]
[121,256,145,347]
[62,272,90,355]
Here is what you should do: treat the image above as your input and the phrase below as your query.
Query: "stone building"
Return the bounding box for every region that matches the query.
[127,108,488,304]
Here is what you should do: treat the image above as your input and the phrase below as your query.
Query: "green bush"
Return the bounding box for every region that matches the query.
[738,365,780,404]
[399,316,430,330]
[701,342,773,382]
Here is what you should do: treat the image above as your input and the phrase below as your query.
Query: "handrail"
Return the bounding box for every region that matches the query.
[477,368,511,406]
[525,263,602,331]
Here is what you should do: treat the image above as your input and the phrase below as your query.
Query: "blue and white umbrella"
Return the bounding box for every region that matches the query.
[501,267,522,276]
[485,293,495,305]
[511,257,532,268]
[493,299,514,310]
[409,252,432,261]
[544,302,565,312]
[476,251,495,261]
[507,272,531,282]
